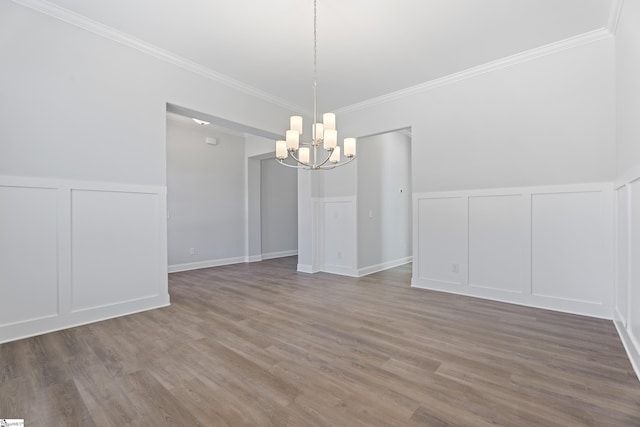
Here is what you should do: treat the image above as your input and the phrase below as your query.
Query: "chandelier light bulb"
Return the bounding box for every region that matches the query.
[290,116,303,134]
[330,146,341,163]
[344,138,356,157]
[313,123,324,142]
[286,130,299,150]
[323,113,336,131]
[324,129,337,150]
[299,147,310,164]
[276,140,288,159]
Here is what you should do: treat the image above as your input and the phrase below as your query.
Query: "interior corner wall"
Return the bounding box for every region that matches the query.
[0,2,294,343]
[357,131,412,275]
[260,158,298,259]
[166,115,246,271]
[614,0,640,379]
[328,37,617,315]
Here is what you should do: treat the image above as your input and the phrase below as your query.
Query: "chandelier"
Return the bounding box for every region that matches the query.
[275,0,356,170]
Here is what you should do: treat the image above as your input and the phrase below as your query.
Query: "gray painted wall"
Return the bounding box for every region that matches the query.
[260,159,298,257]
[167,113,246,266]
[167,115,297,267]
[357,131,412,269]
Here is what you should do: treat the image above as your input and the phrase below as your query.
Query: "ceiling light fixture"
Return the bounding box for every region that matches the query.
[192,118,210,126]
[275,0,356,170]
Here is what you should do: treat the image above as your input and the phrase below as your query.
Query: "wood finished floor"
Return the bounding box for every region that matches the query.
[1,257,639,426]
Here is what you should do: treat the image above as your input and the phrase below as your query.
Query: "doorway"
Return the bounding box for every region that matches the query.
[357,128,412,274]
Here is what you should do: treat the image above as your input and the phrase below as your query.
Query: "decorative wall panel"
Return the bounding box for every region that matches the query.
[413,184,613,318]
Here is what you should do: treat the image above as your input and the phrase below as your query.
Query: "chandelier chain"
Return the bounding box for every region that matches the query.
[313,0,318,125]
[313,0,317,85]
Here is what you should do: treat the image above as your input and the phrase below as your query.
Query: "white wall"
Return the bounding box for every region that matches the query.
[0,177,168,343]
[297,171,323,273]
[614,0,640,379]
[245,134,275,262]
[0,2,291,186]
[357,131,412,274]
[338,37,616,192]
[322,196,358,276]
[303,131,412,277]
[166,114,247,271]
[315,161,359,276]
[247,157,263,262]
[260,158,298,259]
[616,1,640,181]
[0,2,294,343]
[413,183,614,318]
[298,35,616,286]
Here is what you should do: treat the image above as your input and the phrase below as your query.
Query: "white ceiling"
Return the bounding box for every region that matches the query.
[40,0,614,112]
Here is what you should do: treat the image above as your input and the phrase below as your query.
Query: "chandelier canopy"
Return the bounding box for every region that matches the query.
[275,0,356,170]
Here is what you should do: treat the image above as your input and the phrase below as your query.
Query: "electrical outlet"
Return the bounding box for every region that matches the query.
[452,263,459,273]
[189,248,195,255]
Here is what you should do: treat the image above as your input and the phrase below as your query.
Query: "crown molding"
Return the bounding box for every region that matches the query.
[607,0,624,35]
[335,28,612,114]
[11,0,306,114]
[398,128,412,138]
[12,0,616,118]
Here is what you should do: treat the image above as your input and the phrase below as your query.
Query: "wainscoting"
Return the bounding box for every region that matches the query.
[0,176,169,343]
[322,196,358,277]
[412,183,614,319]
[614,168,640,378]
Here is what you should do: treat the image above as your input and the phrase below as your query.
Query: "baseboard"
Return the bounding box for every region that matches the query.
[297,264,321,274]
[261,250,298,260]
[0,294,169,344]
[614,306,627,328]
[411,277,612,320]
[246,255,263,263]
[298,259,410,278]
[614,320,640,382]
[322,264,359,277]
[358,256,412,277]
[168,256,246,273]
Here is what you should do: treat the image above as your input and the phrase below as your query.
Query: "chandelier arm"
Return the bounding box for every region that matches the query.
[278,154,356,171]
[315,147,334,168]
[314,155,356,170]
[320,155,356,170]
[288,150,306,165]
[277,159,305,169]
